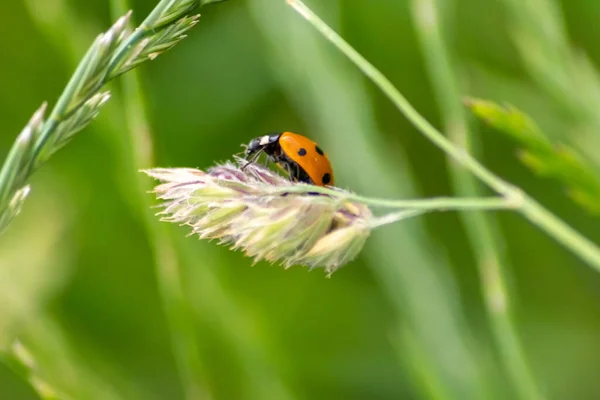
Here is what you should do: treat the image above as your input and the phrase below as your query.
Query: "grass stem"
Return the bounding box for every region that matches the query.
[273,185,516,211]
[410,0,544,398]
[286,0,600,273]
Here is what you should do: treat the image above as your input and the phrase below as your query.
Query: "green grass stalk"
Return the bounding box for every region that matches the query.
[273,184,517,211]
[286,0,600,274]
[250,1,492,398]
[1,346,65,400]
[410,0,544,398]
[108,1,209,399]
[177,241,297,400]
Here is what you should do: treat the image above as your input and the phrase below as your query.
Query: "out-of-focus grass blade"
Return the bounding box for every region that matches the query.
[108,0,211,398]
[178,238,296,400]
[249,1,491,398]
[0,177,72,350]
[410,0,544,398]
[500,0,600,174]
[0,176,90,399]
[14,317,148,400]
[467,98,600,214]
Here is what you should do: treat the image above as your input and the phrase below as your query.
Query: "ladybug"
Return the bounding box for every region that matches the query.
[243,131,335,186]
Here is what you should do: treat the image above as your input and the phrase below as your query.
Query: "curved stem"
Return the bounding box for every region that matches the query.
[521,198,600,270]
[271,185,517,211]
[369,209,428,228]
[286,0,513,196]
[410,0,544,398]
[286,0,600,272]
[348,194,513,211]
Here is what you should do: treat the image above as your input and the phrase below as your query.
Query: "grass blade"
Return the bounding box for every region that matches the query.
[285,0,600,276]
[108,1,211,399]
[410,0,544,398]
[250,1,492,397]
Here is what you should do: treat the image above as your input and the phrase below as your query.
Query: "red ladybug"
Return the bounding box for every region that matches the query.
[243,132,334,187]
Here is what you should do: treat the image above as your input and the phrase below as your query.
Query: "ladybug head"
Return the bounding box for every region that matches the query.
[244,137,262,159]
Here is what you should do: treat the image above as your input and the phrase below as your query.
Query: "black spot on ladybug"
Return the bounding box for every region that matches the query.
[297,148,307,156]
[322,173,331,185]
[315,145,324,155]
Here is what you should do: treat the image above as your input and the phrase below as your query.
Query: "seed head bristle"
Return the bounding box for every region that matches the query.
[143,157,372,275]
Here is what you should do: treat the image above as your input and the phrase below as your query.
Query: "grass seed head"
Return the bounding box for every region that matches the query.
[144,157,371,275]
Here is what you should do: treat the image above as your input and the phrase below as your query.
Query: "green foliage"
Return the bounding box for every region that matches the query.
[467,98,600,213]
[2,0,600,400]
[0,0,206,234]
[5,342,63,400]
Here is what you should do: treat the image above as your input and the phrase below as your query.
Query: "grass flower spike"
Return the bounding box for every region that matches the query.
[0,0,226,235]
[144,158,372,275]
[144,156,517,275]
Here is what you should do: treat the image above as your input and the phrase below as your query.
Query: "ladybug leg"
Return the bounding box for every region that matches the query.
[267,154,291,179]
[241,148,263,170]
[295,168,312,184]
[288,163,300,182]
[277,156,298,181]
[287,162,312,184]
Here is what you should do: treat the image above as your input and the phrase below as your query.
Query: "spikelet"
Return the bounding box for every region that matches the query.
[144,157,371,275]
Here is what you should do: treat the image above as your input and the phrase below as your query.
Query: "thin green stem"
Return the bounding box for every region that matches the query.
[1,346,67,400]
[369,210,428,228]
[271,185,516,211]
[343,194,513,211]
[286,0,600,272]
[411,0,544,398]
[521,198,600,269]
[285,0,512,195]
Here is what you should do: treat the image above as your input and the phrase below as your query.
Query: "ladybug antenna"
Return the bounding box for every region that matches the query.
[233,148,246,158]
[233,143,248,158]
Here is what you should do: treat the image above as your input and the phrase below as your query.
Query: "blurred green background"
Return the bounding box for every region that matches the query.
[2,0,600,399]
